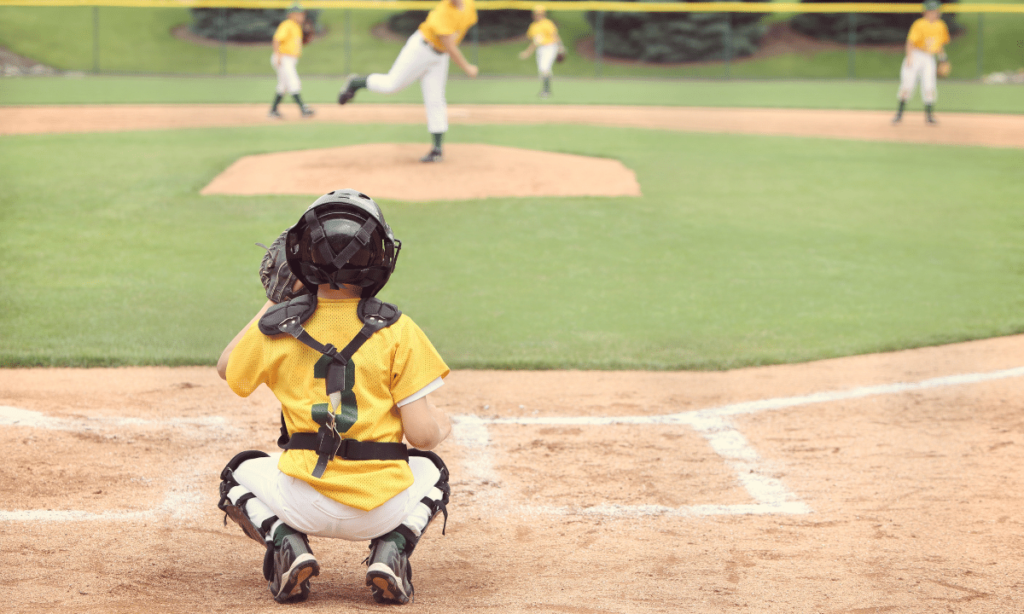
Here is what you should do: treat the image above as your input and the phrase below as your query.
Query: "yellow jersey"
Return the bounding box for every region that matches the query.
[273,18,303,57]
[419,0,478,53]
[226,298,450,511]
[907,17,950,54]
[527,18,558,47]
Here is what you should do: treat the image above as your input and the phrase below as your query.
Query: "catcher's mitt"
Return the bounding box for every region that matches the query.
[258,231,310,303]
[937,60,951,78]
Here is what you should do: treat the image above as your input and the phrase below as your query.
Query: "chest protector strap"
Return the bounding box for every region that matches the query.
[258,295,406,478]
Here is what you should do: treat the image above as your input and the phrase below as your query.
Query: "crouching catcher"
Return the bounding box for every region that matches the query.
[216,189,453,604]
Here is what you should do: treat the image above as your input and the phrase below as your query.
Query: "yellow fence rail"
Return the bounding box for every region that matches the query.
[2,0,1023,12]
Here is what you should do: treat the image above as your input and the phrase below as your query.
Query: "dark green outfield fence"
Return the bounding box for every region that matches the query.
[0,1,1022,79]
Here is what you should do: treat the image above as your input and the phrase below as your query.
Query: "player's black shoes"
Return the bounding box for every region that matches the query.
[268,109,284,120]
[420,148,443,163]
[269,532,320,604]
[365,538,414,604]
[338,74,360,105]
[301,106,316,118]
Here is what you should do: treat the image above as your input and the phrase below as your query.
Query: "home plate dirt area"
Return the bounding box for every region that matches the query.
[2,334,1023,613]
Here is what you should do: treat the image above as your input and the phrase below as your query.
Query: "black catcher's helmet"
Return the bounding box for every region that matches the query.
[285,189,401,298]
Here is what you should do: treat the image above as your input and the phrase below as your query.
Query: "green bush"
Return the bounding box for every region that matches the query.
[585,0,770,63]
[189,8,322,43]
[386,9,532,43]
[790,0,962,44]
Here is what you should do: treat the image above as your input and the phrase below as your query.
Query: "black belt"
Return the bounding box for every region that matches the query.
[284,432,409,464]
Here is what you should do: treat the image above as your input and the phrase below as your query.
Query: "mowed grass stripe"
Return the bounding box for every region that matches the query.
[0,123,1022,368]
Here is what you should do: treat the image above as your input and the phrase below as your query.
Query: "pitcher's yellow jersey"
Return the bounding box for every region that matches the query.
[226,297,449,511]
[527,18,558,47]
[907,17,949,54]
[420,0,478,52]
[274,18,304,57]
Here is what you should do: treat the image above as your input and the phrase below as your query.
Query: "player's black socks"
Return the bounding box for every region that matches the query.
[543,77,551,93]
[351,76,368,91]
[925,104,934,120]
[431,132,443,151]
[292,93,306,108]
[895,100,905,118]
[271,94,283,112]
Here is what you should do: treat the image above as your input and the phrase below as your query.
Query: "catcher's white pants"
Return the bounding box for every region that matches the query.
[367,30,450,134]
[898,48,937,104]
[536,43,559,78]
[272,53,302,95]
[233,453,441,541]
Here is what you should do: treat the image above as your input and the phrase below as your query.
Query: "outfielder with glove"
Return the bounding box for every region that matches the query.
[269,3,315,119]
[216,189,452,605]
[518,5,564,98]
[337,0,479,162]
[893,0,950,126]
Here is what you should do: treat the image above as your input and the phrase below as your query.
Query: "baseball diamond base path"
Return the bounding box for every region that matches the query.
[2,334,1024,613]
[2,103,1023,149]
[200,143,642,201]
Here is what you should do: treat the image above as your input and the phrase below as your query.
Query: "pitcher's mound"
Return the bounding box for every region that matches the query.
[200,143,641,202]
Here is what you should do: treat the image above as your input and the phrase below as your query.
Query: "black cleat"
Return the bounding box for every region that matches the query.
[300,106,315,118]
[365,539,413,604]
[926,115,938,126]
[269,533,320,604]
[268,109,284,120]
[891,113,902,125]
[420,148,443,163]
[338,74,360,105]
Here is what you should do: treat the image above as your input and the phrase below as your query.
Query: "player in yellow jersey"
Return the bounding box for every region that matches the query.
[893,0,950,125]
[337,0,479,162]
[216,189,452,605]
[269,3,315,119]
[518,5,564,98]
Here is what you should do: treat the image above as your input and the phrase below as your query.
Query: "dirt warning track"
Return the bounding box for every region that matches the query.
[2,103,1023,149]
[2,334,1024,613]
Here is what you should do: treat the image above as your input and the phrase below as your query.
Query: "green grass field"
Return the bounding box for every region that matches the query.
[0,2,1022,79]
[3,75,1024,113]
[2,122,1022,369]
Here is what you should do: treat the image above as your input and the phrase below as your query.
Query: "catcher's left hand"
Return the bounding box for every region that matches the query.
[258,231,310,304]
[937,60,951,78]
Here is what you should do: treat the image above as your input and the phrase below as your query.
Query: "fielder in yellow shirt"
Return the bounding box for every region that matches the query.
[893,0,950,125]
[269,3,314,119]
[519,5,564,98]
[337,0,479,162]
[216,190,452,605]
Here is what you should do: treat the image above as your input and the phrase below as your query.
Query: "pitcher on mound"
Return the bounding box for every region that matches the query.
[337,0,479,162]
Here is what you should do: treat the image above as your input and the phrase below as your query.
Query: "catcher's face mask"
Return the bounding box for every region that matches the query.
[285,190,401,298]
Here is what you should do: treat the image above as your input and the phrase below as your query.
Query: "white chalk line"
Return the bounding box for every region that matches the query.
[4,366,1021,522]
[0,406,227,522]
[452,365,1024,518]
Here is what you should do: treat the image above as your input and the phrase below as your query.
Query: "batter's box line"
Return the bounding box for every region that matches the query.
[452,366,1024,519]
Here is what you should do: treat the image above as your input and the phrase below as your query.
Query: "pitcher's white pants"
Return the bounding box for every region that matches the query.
[367,30,451,134]
[233,453,441,541]
[536,43,558,78]
[272,54,302,95]
[898,48,937,104]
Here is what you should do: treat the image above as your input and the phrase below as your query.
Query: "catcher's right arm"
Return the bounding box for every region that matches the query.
[257,231,310,303]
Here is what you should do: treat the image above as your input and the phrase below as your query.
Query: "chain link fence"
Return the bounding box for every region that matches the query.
[0,2,1022,80]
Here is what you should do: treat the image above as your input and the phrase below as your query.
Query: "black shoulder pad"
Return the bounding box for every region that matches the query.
[358,297,402,328]
[258,293,318,336]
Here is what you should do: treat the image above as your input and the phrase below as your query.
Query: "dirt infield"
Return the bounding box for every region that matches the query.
[3,103,1024,149]
[199,143,642,200]
[3,334,1024,613]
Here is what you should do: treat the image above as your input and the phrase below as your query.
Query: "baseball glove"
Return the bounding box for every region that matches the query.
[258,231,310,303]
[556,47,566,63]
[302,22,314,45]
[937,60,951,78]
